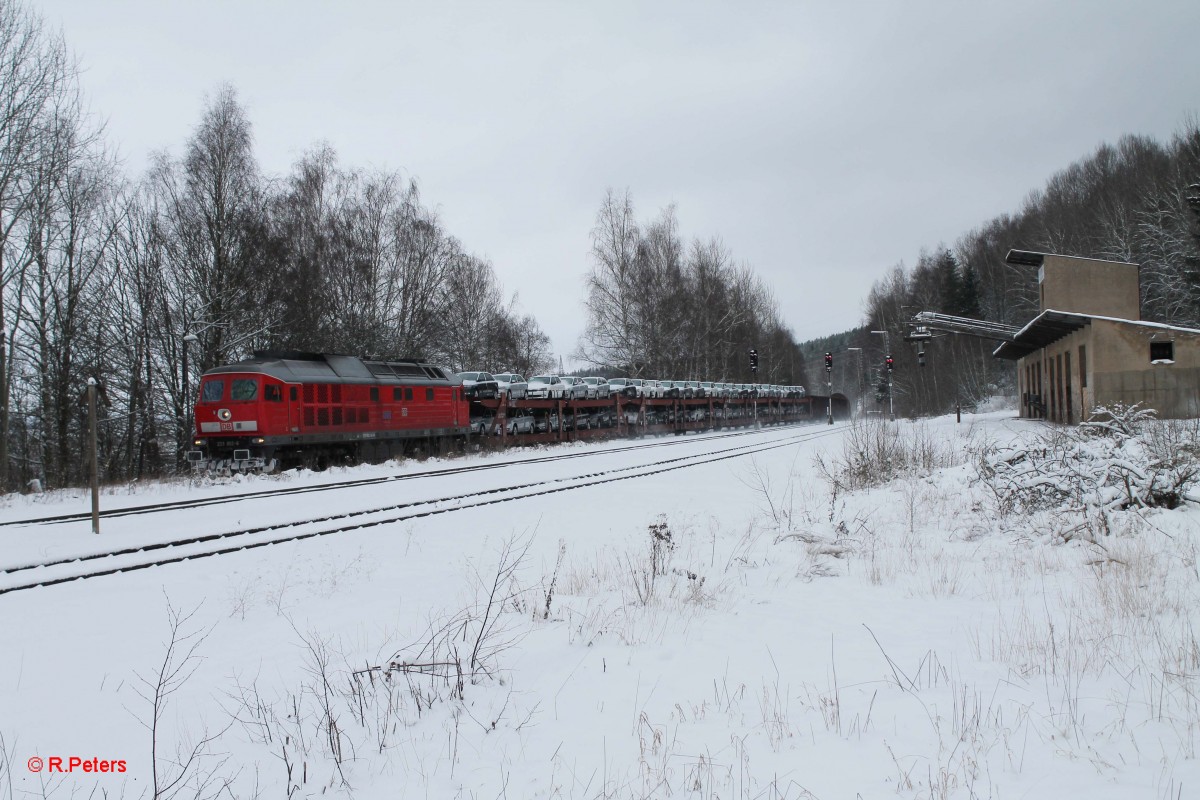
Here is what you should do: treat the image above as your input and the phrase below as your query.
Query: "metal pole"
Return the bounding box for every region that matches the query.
[182,337,189,429]
[871,330,893,421]
[88,378,99,534]
[827,376,833,424]
[846,347,863,419]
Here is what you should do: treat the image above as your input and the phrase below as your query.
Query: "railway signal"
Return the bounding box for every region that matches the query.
[918,350,926,367]
[886,355,894,372]
[824,352,832,372]
[749,348,759,373]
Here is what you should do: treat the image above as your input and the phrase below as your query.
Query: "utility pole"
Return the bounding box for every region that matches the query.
[87,378,99,534]
[846,347,863,419]
[871,330,894,421]
[750,348,759,427]
[887,355,895,421]
[824,352,833,424]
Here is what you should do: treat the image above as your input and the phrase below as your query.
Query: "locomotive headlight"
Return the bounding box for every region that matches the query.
[252,437,265,444]
[217,408,232,421]
[193,439,203,446]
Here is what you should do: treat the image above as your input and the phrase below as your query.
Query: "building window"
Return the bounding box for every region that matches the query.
[1150,341,1175,363]
[1078,345,1087,388]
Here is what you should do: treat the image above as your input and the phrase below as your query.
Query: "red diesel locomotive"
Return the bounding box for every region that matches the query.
[188,352,469,471]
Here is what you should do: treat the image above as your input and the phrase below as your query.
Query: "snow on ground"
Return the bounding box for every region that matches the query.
[2,413,1198,799]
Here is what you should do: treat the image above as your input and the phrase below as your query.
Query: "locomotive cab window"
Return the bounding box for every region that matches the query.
[200,379,224,403]
[265,385,282,402]
[231,379,258,401]
[290,387,298,401]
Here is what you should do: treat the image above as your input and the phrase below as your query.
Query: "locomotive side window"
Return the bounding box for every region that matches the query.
[290,387,298,401]
[393,388,403,401]
[231,379,258,401]
[370,387,379,401]
[426,388,434,401]
[200,380,224,403]
[405,388,413,401]
[265,385,282,402]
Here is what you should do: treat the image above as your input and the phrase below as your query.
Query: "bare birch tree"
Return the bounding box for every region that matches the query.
[0,0,74,488]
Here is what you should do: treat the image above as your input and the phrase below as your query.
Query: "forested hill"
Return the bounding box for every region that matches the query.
[797,328,868,372]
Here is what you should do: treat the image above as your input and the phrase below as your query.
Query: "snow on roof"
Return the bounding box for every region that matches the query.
[1004,249,1140,268]
[993,309,1200,360]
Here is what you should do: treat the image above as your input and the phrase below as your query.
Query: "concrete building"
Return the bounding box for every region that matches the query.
[995,250,1200,422]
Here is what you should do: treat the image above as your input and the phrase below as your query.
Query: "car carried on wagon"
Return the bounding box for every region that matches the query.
[457,371,499,399]
[605,378,640,398]
[559,376,590,400]
[493,372,528,399]
[526,375,567,399]
[581,376,610,399]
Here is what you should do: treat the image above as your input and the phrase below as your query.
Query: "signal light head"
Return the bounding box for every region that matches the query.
[886,355,894,371]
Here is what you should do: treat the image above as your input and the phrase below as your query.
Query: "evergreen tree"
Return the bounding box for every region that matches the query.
[932,248,961,314]
[955,265,983,318]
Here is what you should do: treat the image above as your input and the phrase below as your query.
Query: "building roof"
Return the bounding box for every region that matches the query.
[993,310,1200,360]
[1004,249,1139,268]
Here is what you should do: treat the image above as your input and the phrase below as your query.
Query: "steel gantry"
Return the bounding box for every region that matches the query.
[903,312,1020,343]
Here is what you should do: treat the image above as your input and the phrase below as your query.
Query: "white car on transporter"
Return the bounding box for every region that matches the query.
[493,373,528,399]
[525,375,567,399]
[581,377,611,399]
[559,376,590,400]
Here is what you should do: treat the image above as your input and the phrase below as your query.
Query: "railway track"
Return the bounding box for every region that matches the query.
[0,421,820,528]
[0,424,842,596]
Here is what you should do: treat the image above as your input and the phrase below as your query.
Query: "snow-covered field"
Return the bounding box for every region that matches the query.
[2,413,1198,799]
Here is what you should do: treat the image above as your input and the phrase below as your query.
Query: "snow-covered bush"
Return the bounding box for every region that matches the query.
[815,417,961,493]
[977,404,1200,526]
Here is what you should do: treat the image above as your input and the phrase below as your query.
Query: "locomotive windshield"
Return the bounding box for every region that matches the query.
[200,379,224,403]
[231,378,258,401]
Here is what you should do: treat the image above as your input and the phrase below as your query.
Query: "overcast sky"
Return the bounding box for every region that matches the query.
[37,0,1200,362]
